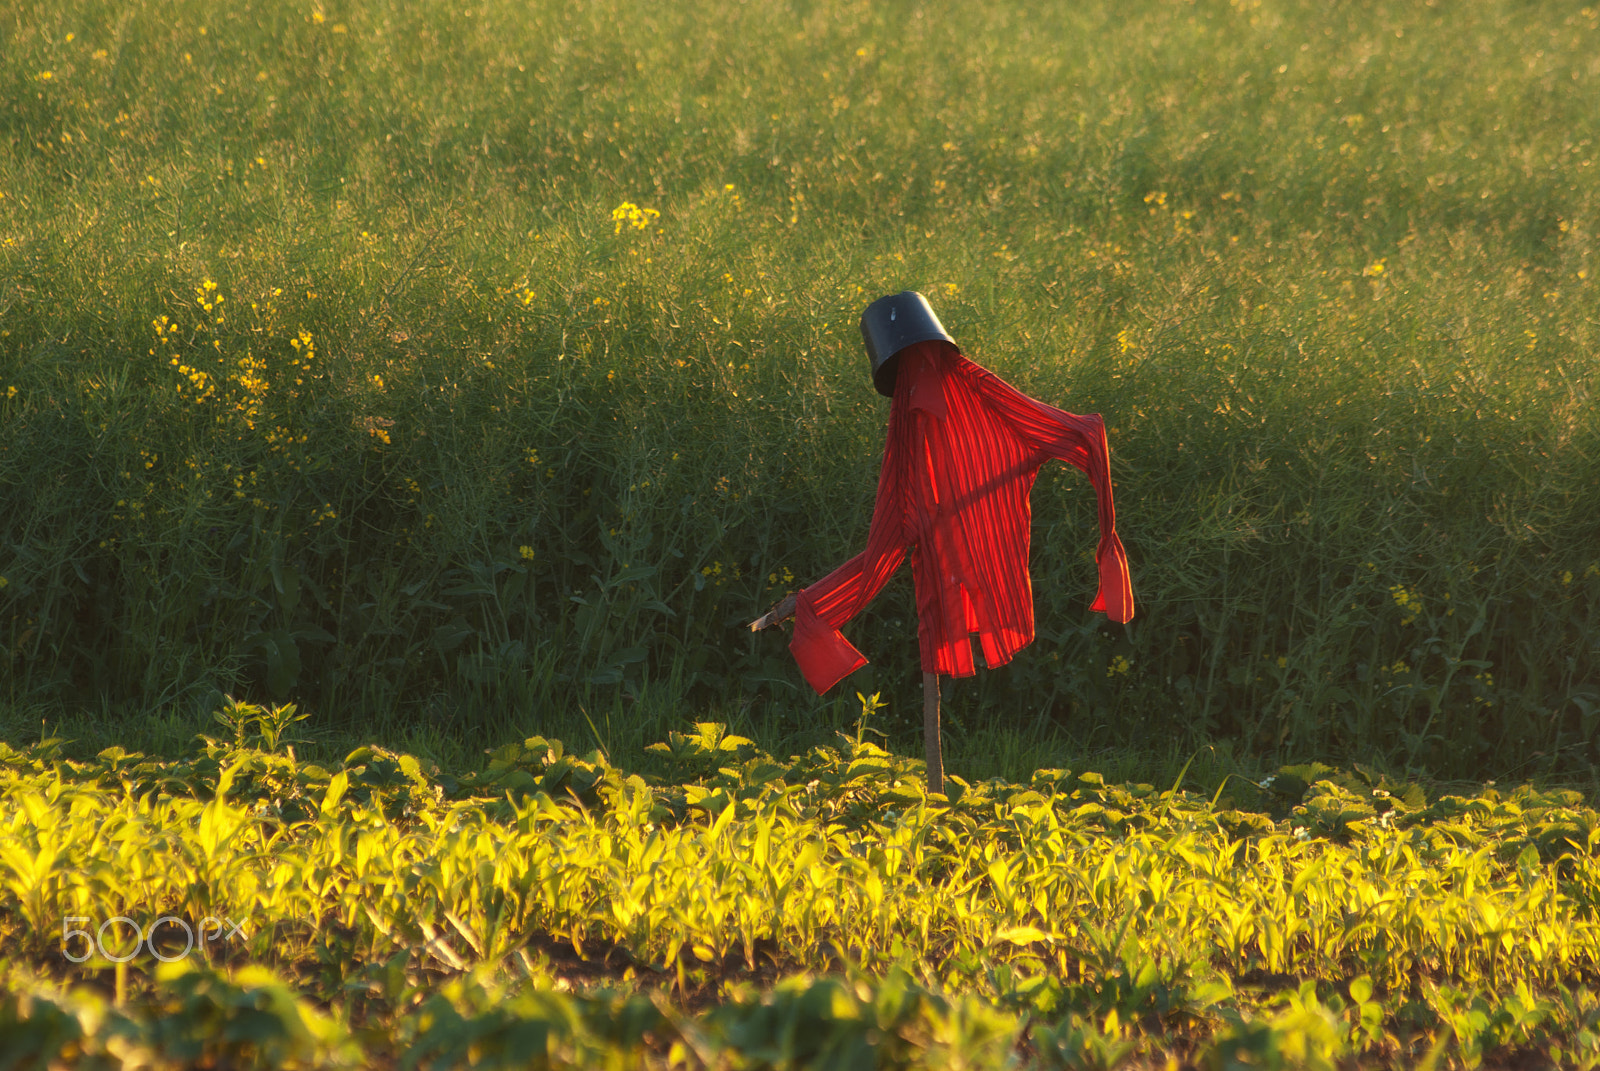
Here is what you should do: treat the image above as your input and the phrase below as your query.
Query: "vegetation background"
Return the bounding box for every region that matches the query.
[3,0,1598,783]
[7,4,1600,1066]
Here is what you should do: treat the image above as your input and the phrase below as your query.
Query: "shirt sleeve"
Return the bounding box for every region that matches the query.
[789,412,912,694]
[970,366,1135,624]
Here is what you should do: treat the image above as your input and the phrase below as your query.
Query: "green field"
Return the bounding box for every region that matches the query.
[4,711,1600,1067]
[4,0,1597,776]
[4,0,1600,1064]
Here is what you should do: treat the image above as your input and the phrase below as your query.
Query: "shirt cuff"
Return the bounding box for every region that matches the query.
[1089,532,1135,623]
[789,595,869,694]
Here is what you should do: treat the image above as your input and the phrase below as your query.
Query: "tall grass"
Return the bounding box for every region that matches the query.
[2,0,1597,778]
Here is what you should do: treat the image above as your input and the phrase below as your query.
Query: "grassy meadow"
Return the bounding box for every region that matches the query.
[2,0,1598,777]
[4,0,1600,1064]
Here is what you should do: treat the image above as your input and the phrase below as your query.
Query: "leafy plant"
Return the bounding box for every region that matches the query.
[210,697,312,755]
[2,728,1599,1065]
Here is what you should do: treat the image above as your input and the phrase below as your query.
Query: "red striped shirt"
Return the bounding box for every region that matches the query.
[789,340,1134,695]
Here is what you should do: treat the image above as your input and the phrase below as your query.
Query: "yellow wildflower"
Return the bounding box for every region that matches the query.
[1389,584,1422,626]
[611,202,660,234]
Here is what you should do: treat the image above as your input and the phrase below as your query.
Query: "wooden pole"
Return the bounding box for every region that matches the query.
[753,597,946,795]
[922,671,944,796]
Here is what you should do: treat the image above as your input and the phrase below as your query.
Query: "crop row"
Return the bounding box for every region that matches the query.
[2,709,1599,1065]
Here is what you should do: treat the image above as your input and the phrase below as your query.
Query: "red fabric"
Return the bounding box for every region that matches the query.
[789,340,1134,695]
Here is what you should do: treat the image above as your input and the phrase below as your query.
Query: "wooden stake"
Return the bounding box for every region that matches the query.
[750,596,947,794]
[923,671,944,796]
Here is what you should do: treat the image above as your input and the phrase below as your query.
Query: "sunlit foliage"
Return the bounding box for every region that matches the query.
[3,709,1600,1066]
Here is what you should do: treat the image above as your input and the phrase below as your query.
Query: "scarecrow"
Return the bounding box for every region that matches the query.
[752,291,1134,793]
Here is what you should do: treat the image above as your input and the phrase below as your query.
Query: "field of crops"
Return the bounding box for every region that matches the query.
[6,0,1600,1065]
[3,702,1600,1067]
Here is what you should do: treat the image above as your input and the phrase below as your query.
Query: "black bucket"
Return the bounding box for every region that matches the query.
[859,291,957,397]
